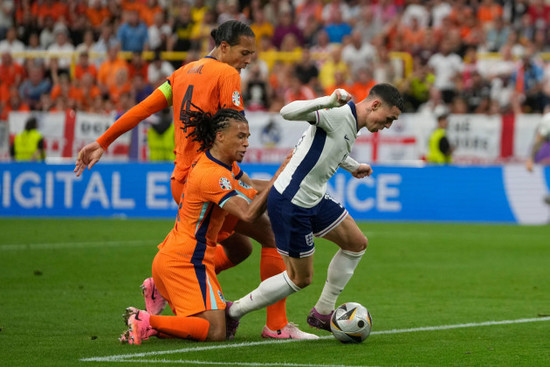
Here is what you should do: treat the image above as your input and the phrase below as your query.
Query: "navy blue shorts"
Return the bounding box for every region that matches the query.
[267,188,348,258]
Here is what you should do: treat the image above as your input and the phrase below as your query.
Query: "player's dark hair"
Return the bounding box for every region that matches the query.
[211,20,255,46]
[184,105,247,152]
[367,83,405,112]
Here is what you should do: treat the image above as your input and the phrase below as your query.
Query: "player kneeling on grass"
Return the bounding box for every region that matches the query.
[225,84,404,337]
[120,108,291,344]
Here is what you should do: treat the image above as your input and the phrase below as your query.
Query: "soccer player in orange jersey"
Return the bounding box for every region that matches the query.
[74,21,314,339]
[121,108,317,343]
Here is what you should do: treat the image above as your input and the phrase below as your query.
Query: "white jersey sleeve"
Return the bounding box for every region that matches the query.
[274,102,360,208]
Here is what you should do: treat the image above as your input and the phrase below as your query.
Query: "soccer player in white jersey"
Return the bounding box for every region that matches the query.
[224,83,404,337]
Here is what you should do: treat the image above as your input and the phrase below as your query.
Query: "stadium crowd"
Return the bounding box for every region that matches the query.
[1,0,550,122]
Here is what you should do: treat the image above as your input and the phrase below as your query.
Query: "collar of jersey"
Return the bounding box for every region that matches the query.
[206,150,232,171]
[204,55,217,60]
[347,101,359,133]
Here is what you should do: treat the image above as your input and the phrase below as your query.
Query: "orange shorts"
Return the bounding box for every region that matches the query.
[152,242,226,317]
[171,168,239,242]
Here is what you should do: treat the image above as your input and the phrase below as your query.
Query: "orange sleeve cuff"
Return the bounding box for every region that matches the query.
[96,88,170,150]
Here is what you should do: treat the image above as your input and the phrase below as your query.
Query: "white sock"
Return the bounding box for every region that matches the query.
[314,249,365,315]
[229,271,300,319]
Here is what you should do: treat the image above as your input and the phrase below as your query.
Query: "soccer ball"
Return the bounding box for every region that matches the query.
[330,302,372,343]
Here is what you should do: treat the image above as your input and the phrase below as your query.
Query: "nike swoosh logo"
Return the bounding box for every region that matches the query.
[344,135,349,141]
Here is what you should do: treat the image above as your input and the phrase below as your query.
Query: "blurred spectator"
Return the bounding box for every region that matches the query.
[217,0,248,25]
[16,6,40,45]
[127,52,148,81]
[400,56,435,112]
[97,43,129,94]
[32,0,69,27]
[109,68,132,108]
[170,2,193,52]
[0,52,25,89]
[309,29,334,68]
[76,72,102,111]
[10,116,44,161]
[400,16,426,54]
[273,10,304,50]
[401,0,429,29]
[511,47,545,113]
[133,74,154,103]
[295,0,323,30]
[322,0,351,24]
[25,32,44,61]
[140,0,163,27]
[117,9,149,53]
[372,43,397,84]
[148,11,172,52]
[279,33,301,53]
[372,0,399,26]
[191,0,209,25]
[92,23,118,66]
[147,52,175,87]
[0,27,24,58]
[450,95,469,114]
[147,108,175,161]
[46,28,75,75]
[324,69,348,96]
[477,0,503,30]
[318,46,349,90]
[250,8,274,49]
[283,72,316,104]
[191,9,216,53]
[39,15,56,49]
[341,30,376,76]
[86,0,111,31]
[18,64,50,110]
[2,86,30,120]
[348,68,376,103]
[430,0,452,28]
[485,17,511,52]
[241,52,269,83]
[322,9,352,44]
[74,52,97,81]
[354,5,383,44]
[461,71,492,113]
[294,48,319,90]
[262,0,292,26]
[527,0,550,31]
[243,63,271,111]
[76,29,96,54]
[428,39,463,104]
[418,86,445,116]
[0,0,13,41]
[50,73,78,110]
[301,14,322,48]
[426,106,453,164]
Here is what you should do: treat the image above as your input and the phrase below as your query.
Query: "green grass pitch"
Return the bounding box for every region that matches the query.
[1,218,549,367]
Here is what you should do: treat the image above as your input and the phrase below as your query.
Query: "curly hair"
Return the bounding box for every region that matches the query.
[183,105,248,152]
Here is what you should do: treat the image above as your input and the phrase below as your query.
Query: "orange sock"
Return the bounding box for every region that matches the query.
[150,315,209,341]
[214,244,235,274]
[261,247,288,330]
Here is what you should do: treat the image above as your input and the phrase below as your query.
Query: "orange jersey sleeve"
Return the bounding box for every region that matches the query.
[96,86,170,149]
[169,57,244,174]
[167,152,243,254]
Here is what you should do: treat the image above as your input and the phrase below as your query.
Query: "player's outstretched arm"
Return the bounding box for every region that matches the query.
[280,89,352,121]
[74,141,104,177]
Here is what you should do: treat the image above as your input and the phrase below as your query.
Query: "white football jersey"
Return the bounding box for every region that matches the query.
[274,102,359,208]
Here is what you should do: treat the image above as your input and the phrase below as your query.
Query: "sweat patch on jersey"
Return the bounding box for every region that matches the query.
[232,91,241,107]
[219,177,232,190]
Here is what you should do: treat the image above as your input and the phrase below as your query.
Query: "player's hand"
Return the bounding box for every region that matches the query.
[74,141,104,177]
[352,163,373,178]
[525,158,534,172]
[330,89,352,107]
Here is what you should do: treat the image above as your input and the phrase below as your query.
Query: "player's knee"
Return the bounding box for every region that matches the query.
[291,274,313,289]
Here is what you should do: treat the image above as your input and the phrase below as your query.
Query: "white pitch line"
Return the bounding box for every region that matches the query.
[81,316,550,364]
[98,359,379,367]
[0,239,157,251]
